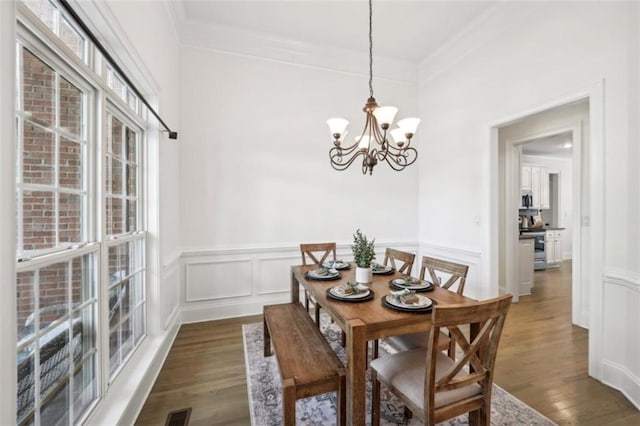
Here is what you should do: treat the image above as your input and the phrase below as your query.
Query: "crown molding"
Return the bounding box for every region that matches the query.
[418,1,537,85]
[179,19,417,85]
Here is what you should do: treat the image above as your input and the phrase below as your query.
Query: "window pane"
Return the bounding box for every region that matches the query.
[110,157,123,195]
[111,116,123,156]
[23,190,56,251]
[108,70,126,100]
[126,164,136,197]
[22,49,55,127]
[73,305,95,359]
[71,253,95,305]
[126,127,137,163]
[106,196,123,236]
[133,305,144,344]
[39,325,70,400]
[120,317,133,359]
[108,326,119,376]
[72,357,96,422]
[59,77,82,136]
[59,17,84,60]
[126,199,137,232]
[23,121,55,185]
[17,344,35,424]
[108,286,120,329]
[17,271,35,342]
[22,0,55,30]
[39,262,69,330]
[120,279,131,319]
[59,192,82,244]
[126,88,137,112]
[59,138,82,189]
[40,379,69,426]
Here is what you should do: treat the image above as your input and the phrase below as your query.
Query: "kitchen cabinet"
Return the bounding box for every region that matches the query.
[521,166,532,191]
[521,165,549,209]
[519,237,534,295]
[545,230,562,266]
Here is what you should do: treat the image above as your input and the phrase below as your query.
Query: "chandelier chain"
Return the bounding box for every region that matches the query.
[368,0,373,98]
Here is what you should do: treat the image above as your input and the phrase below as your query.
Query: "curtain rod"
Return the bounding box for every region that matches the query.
[58,0,178,140]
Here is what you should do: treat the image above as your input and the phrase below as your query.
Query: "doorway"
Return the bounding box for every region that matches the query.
[488,80,606,380]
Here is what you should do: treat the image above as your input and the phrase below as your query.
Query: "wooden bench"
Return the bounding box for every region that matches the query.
[263,303,346,426]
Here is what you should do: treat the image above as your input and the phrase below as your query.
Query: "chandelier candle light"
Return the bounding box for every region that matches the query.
[327,0,420,175]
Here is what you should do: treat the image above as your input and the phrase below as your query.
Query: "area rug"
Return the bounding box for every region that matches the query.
[243,315,556,426]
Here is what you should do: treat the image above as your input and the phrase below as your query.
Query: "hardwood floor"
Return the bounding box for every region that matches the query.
[136,261,639,425]
[495,261,639,425]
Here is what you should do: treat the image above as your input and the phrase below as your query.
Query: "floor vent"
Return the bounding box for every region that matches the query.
[165,407,192,426]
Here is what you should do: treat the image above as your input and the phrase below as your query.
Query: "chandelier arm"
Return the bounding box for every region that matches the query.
[335,141,364,155]
[383,147,418,171]
[329,148,366,171]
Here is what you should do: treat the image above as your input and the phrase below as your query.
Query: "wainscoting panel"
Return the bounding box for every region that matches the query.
[256,255,299,295]
[185,258,253,302]
[601,269,640,410]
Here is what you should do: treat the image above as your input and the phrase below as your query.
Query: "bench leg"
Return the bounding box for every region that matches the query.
[314,302,321,328]
[337,369,346,426]
[282,378,296,426]
[263,314,271,357]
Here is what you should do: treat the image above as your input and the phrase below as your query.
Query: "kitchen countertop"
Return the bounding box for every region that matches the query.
[520,227,566,232]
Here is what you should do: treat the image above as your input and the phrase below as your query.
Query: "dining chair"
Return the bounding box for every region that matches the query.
[382,248,415,275]
[300,242,337,327]
[386,256,470,359]
[370,294,513,426]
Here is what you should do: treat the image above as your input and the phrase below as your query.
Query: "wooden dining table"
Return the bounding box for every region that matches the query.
[290,263,475,425]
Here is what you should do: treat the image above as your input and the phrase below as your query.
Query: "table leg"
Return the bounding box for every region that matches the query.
[346,319,366,426]
[290,266,299,304]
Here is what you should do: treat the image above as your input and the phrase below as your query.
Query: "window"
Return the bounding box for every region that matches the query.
[105,112,145,378]
[15,1,149,423]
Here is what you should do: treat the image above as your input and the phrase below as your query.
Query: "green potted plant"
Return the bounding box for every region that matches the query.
[351,229,375,284]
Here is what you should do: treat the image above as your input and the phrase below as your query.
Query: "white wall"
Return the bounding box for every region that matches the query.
[178,43,420,319]
[418,1,639,408]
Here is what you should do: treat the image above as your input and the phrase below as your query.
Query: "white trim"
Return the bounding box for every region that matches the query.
[180,22,417,85]
[181,240,419,259]
[418,243,482,263]
[181,296,283,324]
[601,361,640,411]
[0,1,17,423]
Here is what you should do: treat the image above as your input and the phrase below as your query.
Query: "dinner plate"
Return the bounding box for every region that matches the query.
[305,268,341,280]
[372,265,394,275]
[322,260,351,270]
[389,278,434,292]
[327,287,374,302]
[382,294,433,313]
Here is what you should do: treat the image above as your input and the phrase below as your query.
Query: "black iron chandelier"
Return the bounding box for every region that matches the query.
[327,0,420,175]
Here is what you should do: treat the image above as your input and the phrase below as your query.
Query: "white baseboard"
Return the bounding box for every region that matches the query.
[602,360,640,411]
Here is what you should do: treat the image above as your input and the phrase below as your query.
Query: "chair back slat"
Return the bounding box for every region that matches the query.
[420,256,469,295]
[300,243,336,266]
[383,248,415,275]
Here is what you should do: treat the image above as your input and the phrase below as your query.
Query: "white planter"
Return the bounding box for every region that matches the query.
[355,267,373,285]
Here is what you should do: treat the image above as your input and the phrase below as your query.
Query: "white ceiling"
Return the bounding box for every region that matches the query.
[522,131,573,159]
[179,1,499,62]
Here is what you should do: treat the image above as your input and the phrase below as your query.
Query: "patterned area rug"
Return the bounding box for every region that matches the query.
[243,315,556,426]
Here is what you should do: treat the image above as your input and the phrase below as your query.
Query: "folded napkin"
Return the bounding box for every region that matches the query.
[314,267,338,276]
[336,282,368,295]
[389,288,420,305]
